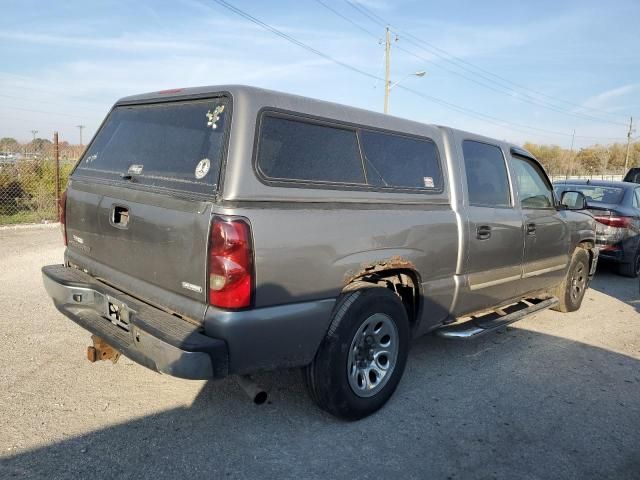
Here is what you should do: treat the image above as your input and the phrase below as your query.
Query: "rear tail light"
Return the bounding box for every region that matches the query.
[208,217,253,309]
[59,189,68,246]
[593,214,631,228]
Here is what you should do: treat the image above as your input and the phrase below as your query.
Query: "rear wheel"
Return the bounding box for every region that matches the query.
[618,247,640,278]
[552,248,590,313]
[305,286,410,420]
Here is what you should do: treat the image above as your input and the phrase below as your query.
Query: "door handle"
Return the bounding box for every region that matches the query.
[110,205,130,228]
[526,222,536,235]
[476,225,492,240]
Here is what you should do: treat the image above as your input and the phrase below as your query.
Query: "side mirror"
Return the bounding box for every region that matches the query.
[560,191,587,210]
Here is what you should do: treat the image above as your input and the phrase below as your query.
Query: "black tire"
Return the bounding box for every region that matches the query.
[618,247,640,278]
[305,286,410,420]
[552,248,590,313]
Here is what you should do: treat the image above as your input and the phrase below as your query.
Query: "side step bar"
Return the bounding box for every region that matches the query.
[435,297,559,339]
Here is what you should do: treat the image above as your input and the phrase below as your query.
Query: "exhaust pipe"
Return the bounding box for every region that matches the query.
[236,375,268,405]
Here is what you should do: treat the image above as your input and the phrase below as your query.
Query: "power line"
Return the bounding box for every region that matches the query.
[342,0,631,124]
[0,94,104,112]
[7,114,85,130]
[215,0,624,141]
[213,0,625,142]
[0,104,89,119]
[394,40,629,127]
[398,83,623,141]
[316,0,613,126]
[312,0,378,39]
[211,0,379,82]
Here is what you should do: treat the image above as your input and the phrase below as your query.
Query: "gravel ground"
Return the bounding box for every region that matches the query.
[0,227,638,479]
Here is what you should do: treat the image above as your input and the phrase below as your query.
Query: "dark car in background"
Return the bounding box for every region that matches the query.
[555,180,640,277]
[624,167,640,184]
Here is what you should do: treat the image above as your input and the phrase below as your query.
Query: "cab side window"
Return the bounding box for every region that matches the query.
[257,115,365,184]
[462,140,511,207]
[359,130,442,190]
[511,155,554,209]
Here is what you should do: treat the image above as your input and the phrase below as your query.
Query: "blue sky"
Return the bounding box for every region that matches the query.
[1,0,638,147]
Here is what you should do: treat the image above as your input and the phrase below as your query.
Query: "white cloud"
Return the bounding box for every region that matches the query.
[0,31,208,53]
[580,84,639,111]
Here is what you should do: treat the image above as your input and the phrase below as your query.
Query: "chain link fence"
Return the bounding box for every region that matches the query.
[549,172,625,183]
[0,136,81,225]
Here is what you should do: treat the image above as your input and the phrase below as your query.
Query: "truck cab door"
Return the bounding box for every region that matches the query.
[509,152,570,295]
[457,139,525,316]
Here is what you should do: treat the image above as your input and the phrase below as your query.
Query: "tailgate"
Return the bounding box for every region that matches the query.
[66,180,212,306]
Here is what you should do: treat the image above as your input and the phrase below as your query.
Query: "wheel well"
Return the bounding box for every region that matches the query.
[577,240,595,269]
[343,269,420,327]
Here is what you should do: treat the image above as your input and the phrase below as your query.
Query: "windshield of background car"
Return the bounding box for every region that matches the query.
[554,184,625,205]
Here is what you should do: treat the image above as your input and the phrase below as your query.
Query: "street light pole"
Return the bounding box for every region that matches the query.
[389,71,427,91]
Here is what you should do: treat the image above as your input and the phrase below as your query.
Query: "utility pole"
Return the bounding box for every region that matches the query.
[383,26,391,114]
[30,130,38,158]
[76,125,85,148]
[624,116,634,170]
[567,129,575,178]
[54,132,60,220]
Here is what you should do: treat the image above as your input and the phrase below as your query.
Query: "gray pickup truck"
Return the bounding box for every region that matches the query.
[43,85,597,419]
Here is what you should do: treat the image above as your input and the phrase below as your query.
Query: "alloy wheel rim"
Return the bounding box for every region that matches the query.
[570,262,586,301]
[347,313,399,398]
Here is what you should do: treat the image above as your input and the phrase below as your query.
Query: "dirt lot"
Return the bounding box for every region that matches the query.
[0,227,638,479]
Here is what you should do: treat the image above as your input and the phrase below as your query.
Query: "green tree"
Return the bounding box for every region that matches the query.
[0,137,19,153]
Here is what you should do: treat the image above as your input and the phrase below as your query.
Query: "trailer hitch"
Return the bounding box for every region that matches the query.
[87,335,121,364]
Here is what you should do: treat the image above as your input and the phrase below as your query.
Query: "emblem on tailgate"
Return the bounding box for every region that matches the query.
[69,235,90,253]
[128,164,143,175]
[181,282,203,293]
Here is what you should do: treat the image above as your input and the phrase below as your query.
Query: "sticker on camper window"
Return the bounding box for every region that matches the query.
[423,176,434,188]
[206,104,225,129]
[128,164,143,175]
[195,158,211,179]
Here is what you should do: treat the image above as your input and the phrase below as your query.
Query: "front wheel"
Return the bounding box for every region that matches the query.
[305,286,410,420]
[552,248,590,313]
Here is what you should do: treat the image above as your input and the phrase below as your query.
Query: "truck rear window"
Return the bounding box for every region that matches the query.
[74,97,230,195]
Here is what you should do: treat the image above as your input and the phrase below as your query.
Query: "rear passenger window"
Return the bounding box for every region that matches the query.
[462,141,511,207]
[359,131,442,190]
[257,115,365,184]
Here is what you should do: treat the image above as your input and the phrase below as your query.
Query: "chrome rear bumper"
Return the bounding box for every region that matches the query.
[42,264,228,380]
